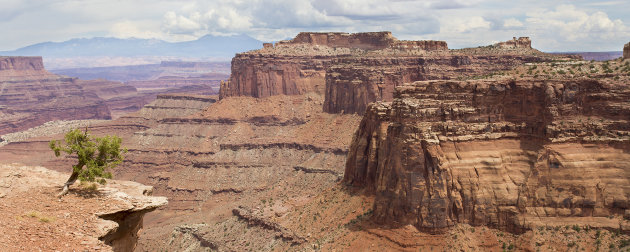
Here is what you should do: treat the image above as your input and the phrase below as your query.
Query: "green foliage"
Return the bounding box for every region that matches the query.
[49,128,126,184]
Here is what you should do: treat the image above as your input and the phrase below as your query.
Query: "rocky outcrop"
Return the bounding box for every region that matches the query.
[624,42,629,59]
[220,33,562,115]
[96,180,168,251]
[220,32,448,100]
[494,37,532,49]
[344,77,630,233]
[219,54,331,99]
[0,56,45,71]
[323,53,552,115]
[0,163,167,251]
[274,32,447,51]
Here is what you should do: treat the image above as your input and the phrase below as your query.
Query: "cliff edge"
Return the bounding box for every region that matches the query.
[0,163,167,251]
[344,64,630,234]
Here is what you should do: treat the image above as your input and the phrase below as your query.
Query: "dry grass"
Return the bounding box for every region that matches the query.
[24,210,56,223]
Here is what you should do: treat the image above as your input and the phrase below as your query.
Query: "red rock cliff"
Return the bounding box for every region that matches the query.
[219,32,448,100]
[0,56,45,71]
[0,57,111,134]
[344,77,630,233]
[323,44,558,115]
[220,54,333,99]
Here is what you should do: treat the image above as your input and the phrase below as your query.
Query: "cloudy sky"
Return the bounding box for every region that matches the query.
[1,0,628,52]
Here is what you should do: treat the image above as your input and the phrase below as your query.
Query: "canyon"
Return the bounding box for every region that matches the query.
[2,32,630,251]
[0,57,220,135]
[0,56,111,135]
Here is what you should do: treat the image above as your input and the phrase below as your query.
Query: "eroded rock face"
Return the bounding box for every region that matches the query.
[624,42,629,59]
[79,79,151,119]
[494,37,532,49]
[220,33,564,115]
[219,32,448,100]
[220,55,333,99]
[323,54,550,115]
[344,78,630,233]
[0,57,111,135]
[0,56,45,71]
[275,32,447,51]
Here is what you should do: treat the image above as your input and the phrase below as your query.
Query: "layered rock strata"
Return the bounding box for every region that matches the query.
[0,56,111,135]
[220,32,448,100]
[275,31,447,51]
[221,32,566,116]
[323,53,550,115]
[344,77,630,233]
[79,79,151,119]
[0,92,361,251]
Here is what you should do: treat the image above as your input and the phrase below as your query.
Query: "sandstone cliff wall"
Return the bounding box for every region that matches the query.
[0,56,114,135]
[323,54,550,115]
[344,78,630,233]
[220,55,332,99]
[222,33,555,114]
[0,56,45,71]
[0,76,112,135]
[220,32,449,100]
[624,42,629,59]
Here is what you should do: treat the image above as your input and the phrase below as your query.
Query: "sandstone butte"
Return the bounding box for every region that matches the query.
[625,42,630,59]
[221,32,568,115]
[1,32,630,251]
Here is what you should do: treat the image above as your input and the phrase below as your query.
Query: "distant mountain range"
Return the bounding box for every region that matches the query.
[0,34,264,59]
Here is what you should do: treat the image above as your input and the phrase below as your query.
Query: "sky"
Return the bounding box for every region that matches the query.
[1,0,629,52]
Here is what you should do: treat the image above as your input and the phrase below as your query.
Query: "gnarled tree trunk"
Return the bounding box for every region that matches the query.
[57,167,80,197]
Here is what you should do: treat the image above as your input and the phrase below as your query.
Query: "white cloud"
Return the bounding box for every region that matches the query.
[503,18,524,28]
[0,0,629,51]
[525,4,629,50]
[109,21,164,39]
[443,16,491,33]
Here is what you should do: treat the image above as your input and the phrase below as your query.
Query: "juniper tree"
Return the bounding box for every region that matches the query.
[49,128,126,197]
